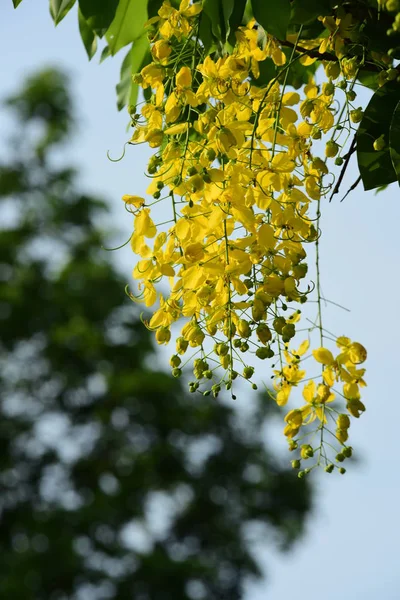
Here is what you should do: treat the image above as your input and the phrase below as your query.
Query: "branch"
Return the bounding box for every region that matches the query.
[329,134,357,202]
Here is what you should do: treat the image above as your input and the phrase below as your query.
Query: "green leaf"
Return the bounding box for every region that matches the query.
[78,7,97,59]
[147,0,163,19]
[78,0,119,36]
[116,36,150,111]
[106,0,148,55]
[199,11,216,54]
[357,81,400,191]
[12,0,25,7]
[389,100,400,184]
[203,0,222,40]
[100,45,111,63]
[49,0,76,24]
[221,0,234,39]
[251,0,290,39]
[227,0,246,45]
[290,0,330,24]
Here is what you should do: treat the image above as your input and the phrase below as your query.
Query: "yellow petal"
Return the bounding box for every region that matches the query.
[312,347,335,366]
[164,122,189,135]
[303,380,316,403]
[122,195,145,208]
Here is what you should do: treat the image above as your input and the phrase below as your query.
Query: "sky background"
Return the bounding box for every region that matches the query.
[1,2,400,598]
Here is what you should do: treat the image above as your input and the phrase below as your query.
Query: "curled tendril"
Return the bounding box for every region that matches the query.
[107,142,129,163]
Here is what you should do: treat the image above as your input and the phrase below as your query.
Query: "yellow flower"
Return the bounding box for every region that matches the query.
[122,195,145,208]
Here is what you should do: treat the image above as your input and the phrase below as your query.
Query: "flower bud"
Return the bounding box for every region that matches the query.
[176,336,189,355]
[325,140,339,158]
[238,319,252,338]
[300,444,314,459]
[243,366,254,379]
[155,327,171,345]
[169,354,182,368]
[350,108,363,123]
[256,323,272,345]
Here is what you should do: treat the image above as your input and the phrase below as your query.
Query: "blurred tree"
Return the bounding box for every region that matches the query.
[0,69,312,600]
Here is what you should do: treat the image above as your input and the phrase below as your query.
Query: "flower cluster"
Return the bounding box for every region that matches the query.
[123,0,368,474]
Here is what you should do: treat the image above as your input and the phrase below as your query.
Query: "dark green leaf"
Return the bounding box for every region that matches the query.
[116,36,149,111]
[147,0,163,18]
[251,58,277,87]
[389,100,400,184]
[49,0,76,24]
[78,0,118,36]
[227,0,246,45]
[251,0,290,39]
[356,68,379,91]
[357,81,400,191]
[12,0,25,7]
[106,0,148,55]
[290,0,330,24]
[203,0,222,40]
[221,0,234,39]
[199,11,216,54]
[78,7,97,59]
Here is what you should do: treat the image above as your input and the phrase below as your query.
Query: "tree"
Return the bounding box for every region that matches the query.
[0,68,312,600]
[9,0,379,473]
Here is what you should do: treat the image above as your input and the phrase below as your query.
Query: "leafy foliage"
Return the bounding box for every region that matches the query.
[357,81,400,190]
[0,69,312,599]
[251,0,291,39]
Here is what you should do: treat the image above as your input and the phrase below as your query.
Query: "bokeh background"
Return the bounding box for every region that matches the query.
[1,1,400,599]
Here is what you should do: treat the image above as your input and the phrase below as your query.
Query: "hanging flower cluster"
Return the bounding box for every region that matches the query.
[123,0,368,476]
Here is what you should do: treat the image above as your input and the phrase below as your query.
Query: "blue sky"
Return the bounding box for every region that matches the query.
[1,2,400,598]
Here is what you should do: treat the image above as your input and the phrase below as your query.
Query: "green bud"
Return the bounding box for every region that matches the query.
[243,366,254,380]
[291,459,301,469]
[282,323,295,339]
[172,368,182,378]
[189,381,199,393]
[325,464,334,473]
[325,140,340,158]
[300,444,314,460]
[339,467,346,474]
[256,346,274,360]
[273,316,286,334]
[169,354,181,368]
[346,90,356,101]
[335,453,345,463]
[311,127,322,140]
[350,108,363,124]
[342,446,353,458]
